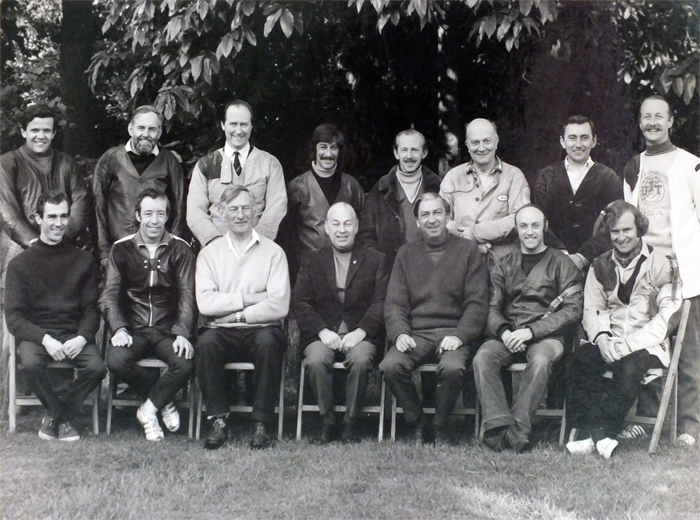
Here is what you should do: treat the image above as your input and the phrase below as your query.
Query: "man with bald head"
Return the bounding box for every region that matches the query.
[292,202,389,443]
[473,204,581,452]
[440,118,530,260]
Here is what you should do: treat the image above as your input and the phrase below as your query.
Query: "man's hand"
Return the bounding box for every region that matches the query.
[62,336,87,359]
[318,329,342,351]
[478,243,492,255]
[173,335,194,359]
[42,334,66,361]
[341,328,366,351]
[611,339,631,361]
[243,292,268,307]
[438,335,463,353]
[568,253,587,271]
[597,336,622,364]
[395,334,416,353]
[503,328,532,353]
[111,328,133,347]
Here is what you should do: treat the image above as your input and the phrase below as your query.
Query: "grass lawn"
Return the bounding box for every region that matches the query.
[1,407,699,520]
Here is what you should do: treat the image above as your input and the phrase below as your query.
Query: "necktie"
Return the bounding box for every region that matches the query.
[233,151,242,176]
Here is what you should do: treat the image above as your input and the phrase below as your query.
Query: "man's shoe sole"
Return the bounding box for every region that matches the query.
[38,431,57,441]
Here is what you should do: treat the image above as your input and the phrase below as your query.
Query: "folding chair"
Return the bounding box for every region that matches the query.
[8,333,100,434]
[389,364,479,441]
[105,358,196,437]
[195,361,286,441]
[296,362,386,441]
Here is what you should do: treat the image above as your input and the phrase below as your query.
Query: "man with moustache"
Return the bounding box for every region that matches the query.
[6,190,106,441]
[380,192,488,445]
[187,99,287,246]
[195,185,290,450]
[358,129,442,267]
[532,116,622,270]
[440,118,530,260]
[93,105,186,266]
[474,204,581,453]
[566,201,681,459]
[100,188,195,442]
[293,202,388,443]
[283,124,365,281]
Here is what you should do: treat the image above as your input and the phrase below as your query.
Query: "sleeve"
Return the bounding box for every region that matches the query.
[76,257,101,340]
[577,228,612,263]
[530,168,549,213]
[356,191,380,252]
[0,156,38,248]
[254,156,287,240]
[5,261,47,343]
[357,252,389,338]
[485,259,511,338]
[186,161,223,246]
[471,169,530,243]
[383,253,412,343]
[171,244,197,339]
[92,153,113,260]
[243,247,290,324]
[167,156,187,239]
[439,174,458,232]
[63,157,89,241]
[622,158,638,205]
[582,265,611,343]
[98,245,130,334]
[454,246,489,343]
[290,254,328,337]
[195,248,244,318]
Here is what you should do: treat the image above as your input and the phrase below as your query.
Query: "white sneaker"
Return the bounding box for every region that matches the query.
[677,433,697,447]
[596,437,619,459]
[137,405,164,442]
[566,438,595,455]
[161,402,180,432]
[617,424,648,440]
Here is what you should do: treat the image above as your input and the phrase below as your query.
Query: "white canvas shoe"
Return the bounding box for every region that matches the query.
[596,437,619,459]
[137,405,164,442]
[161,402,180,432]
[677,433,697,447]
[566,438,595,455]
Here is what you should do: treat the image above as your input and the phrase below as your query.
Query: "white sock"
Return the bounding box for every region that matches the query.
[140,399,158,416]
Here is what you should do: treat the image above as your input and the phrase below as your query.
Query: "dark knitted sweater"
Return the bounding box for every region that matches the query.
[384,233,489,344]
[5,239,100,344]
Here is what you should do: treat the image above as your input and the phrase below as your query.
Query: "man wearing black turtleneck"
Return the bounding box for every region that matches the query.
[6,191,106,441]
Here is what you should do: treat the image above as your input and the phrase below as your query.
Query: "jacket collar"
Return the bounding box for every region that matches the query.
[133,229,172,257]
[321,244,366,300]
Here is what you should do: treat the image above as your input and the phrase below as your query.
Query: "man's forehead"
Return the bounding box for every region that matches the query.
[226,192,254,206]
[564,122,592,136]
[225,105,252,121]
[418,197,443,212]
[317,140,339,147]
[44,201,69,215]
[516,206,545,224]
[397,134,424,148]
[327,204,355,222]
[640,99,671,116]
[131,112,160,126]
[140,196,168,210]
[26,117,55,130]
[467,120,496,139]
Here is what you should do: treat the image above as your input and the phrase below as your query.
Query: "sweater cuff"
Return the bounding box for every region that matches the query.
[497,323,515,339]
[593,331,613,345]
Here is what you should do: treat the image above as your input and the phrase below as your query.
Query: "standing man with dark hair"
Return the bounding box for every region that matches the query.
[93,105,186,266]
[282,123,365,281]
[473,204,582,453]
[532,116,622,270]
[380,192,488,445]
[100,188,196,442]
[187,99,287,246]
[6,190,106,441]
[358,129,442,267]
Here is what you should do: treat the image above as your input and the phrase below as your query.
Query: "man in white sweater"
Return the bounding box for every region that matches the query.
[195,185,290,450]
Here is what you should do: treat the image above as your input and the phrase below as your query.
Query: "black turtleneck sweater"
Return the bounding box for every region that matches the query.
[5,239,100,344]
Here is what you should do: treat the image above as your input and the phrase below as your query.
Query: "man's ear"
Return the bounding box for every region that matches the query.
[135,211,141,223]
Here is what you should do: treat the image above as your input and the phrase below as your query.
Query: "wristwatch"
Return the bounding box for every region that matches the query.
[235,311,242,323]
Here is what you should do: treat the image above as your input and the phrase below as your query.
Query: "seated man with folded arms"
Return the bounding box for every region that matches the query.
[292,202,389,443]
[566,201,681,458]
[100,187,196,442]
[195,185,290,450]
[6,190,106,441]
[474,204,582,453]
[380,192,488,445]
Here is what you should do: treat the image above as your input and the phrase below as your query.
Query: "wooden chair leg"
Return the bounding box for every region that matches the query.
[106,373,115,435]
[278,362,285,441]
[474,393,481,441]
[378,374,386,442]
[195,386,203,441]
[390,396,397,441]
[92,386,100,435]
[296,363,305,441]
[569,428,578,443]
[558,399,567,446]
[8,334,16,433]
[187,376,195,439]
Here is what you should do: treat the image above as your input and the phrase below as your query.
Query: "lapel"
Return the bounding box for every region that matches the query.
[320,247,338,300]
[556,162,575,199]
[346,246,365,288]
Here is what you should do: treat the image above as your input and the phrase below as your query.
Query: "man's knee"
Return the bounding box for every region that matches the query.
[106,347,133,373]
[304,342,333,370]
[528,340,563,372]
[379,352,406,379]
[84,354,108,380]
[17,342,48,373]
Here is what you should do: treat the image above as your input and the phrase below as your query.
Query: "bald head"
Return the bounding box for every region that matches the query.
[325,202,358,252]
[465,118,499,171]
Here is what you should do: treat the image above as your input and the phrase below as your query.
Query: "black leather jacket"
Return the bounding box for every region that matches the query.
[99,231,196,339]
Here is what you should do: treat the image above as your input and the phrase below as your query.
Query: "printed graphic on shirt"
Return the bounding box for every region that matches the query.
[639,169,670,216]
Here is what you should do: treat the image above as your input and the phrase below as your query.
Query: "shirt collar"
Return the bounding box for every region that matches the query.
[125,139,160,156]
[225,229,260,258]
[134,228,172,255]
[465,156,503,176]
[224,142,250,159]
[564,156,594,171]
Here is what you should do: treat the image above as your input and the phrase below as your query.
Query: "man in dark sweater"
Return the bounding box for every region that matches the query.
[380,192,489,444]
[5,190,106,441]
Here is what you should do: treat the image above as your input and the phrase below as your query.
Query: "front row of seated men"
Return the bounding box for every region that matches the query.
[6,188,681,458]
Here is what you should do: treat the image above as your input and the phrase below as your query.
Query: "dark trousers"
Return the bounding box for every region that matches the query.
[195,326,287,423]
[678,295,700,437]
[567,342,661,438]
[379,329,470,427]
[303,339,377,425]
[106,328,194,409]
[18,340,106,423]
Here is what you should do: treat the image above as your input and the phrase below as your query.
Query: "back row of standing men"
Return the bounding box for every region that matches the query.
[1,96,698,452]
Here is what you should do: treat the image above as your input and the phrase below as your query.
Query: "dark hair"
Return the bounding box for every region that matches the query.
[394,129,426,151]
[603,200,648,237]
[36,190,69,218]
[19,104,57,130]
[514,203,548,225]
[640,95,673,120]
[413,192,451,219]
[560,115,596,138]
[310,123,346,162]
[135,187,170,215]
[222,99,254,123]
[219,184,255,208]
[129,105,163,126]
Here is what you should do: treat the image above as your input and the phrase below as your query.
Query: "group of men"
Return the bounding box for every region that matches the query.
[2,94,698,458]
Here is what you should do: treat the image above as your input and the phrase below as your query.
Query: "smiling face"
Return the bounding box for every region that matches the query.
[21,117,56,155]
[416,196,448,242]
[136,196,168,244]
[394,133,427,175]
[639,98,673,147]
[560,122,597,166]
[609,210,641,256]
[315,141,340,171]
[223,190,256,238]
[466,119,499,170]
[37,200,69,245]
[516,206,547,254]
[221,104,253,151]
[324,203,358,252]
[128,112,162,155]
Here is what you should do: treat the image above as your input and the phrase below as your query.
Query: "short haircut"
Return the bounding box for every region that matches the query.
[36,190,70,218]
[603,200,648,237]
[325,202,357,223]
[514,203,548,225]
[222,99,254,123]
[129,105,164,126]
[20,104,57,130]
[640,95,673,119]
[413,191,450,219]
[394,129,426,150]
[135,187,170,215]
[560,115,597,138]
[310,123,346,160]
[219,184,255,208]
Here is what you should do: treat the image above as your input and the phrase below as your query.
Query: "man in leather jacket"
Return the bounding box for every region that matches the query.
[99,187,196,441]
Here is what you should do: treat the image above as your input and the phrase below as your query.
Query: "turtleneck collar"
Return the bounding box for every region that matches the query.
[35,237,69,251]
[645,138,677,156]
[312,161,337,178]
[396,166,422,184]
[423,230,450,248]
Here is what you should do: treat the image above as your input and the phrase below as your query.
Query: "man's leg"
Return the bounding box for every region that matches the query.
[246,326,287,424]
[59,343,107,424]
[434,342,470,430]
[16,340,63,421]
[195,328,238,417]
[473,339,518,433]
[303,340,336,425]
[566,342,609,433]
[678,295,700,442]
[106,331,156,401]
[146,330,194,409]
[342,340,378,425]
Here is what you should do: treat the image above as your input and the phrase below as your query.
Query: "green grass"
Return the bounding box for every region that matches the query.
[1,408,699,520]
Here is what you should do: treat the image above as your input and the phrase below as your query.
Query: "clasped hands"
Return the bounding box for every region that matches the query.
[42,334,87,361]
[318,328,366,352]
[597,335,629,364]
[501,328,533,353]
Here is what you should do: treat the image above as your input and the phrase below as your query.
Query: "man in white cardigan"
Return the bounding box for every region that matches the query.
[195,185,290,450]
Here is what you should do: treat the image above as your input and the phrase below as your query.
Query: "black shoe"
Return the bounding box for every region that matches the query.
[480,429,509,452]
[250,421,274,449]
[38,414,58,441]
[204,418,228,450]
[312,423,337,445]
[341,423,360,444]
[506,429,529,454]
[406,417,426,445]
[434,425,456,447]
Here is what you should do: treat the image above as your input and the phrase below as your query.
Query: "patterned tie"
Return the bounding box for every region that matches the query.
[233,151,242,176]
